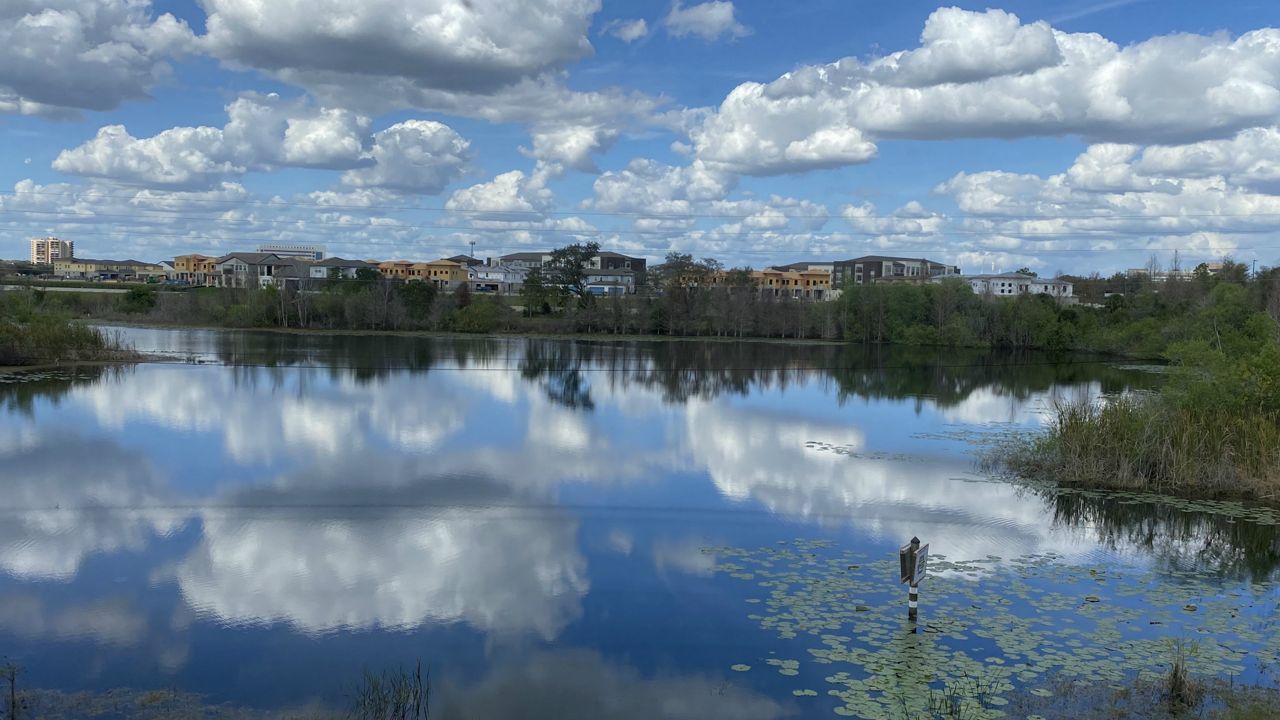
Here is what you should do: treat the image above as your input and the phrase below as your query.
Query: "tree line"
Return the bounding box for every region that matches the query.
[18,243,1280,360]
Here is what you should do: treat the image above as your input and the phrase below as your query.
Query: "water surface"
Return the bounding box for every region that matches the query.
[1,328,1276,718]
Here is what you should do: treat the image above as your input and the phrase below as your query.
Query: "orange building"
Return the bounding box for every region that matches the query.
[173,254,218,285]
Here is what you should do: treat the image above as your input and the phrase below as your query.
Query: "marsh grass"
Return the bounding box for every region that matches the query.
[993,393,1280,503]
[1,292,140,366]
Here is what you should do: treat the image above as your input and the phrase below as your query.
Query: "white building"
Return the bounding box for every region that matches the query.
[255,243,326,260]
[951,273,1074,300]
[471,263,528,294]
[585,268,636,295]
[30,236,74,264]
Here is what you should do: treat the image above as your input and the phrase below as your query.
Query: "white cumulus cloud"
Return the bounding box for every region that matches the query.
[0,0,194,116]
[664,1,749,41]
[605,18,649,44]
[690,7,1280,176]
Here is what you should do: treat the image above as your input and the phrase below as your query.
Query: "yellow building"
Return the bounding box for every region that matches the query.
[173,254,218,285]
[751,268,832,299]
[411,259,469,288]
[378,260,413,280]
[55,258,166,281]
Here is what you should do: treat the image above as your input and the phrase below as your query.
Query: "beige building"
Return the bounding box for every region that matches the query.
[752,267,832,300]
[54,258,166,280]
[173,254,219,285]
[31,237,74,264]
[411,259,469,288]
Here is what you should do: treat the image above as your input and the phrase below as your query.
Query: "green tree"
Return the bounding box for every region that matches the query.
[545,241,601,305]
[520,268,552,315]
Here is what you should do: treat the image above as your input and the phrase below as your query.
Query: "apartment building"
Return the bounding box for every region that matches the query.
[753,267,833,300]
[30,237,74,264]
[256,243,325,260]
[498,251,647,280]
[54,258,166,281]
[833,256,960,286]
[409,259,470,288]
[954,273,1074,300]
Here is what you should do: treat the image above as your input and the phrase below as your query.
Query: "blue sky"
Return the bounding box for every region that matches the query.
[3,0,1280,274]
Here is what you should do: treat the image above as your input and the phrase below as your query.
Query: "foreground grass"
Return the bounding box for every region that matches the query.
[0,294,140,367]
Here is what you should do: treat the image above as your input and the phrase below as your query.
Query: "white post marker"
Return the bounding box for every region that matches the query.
[898,537,929,623]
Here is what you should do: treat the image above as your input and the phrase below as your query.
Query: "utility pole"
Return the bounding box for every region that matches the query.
[469,240,476,261]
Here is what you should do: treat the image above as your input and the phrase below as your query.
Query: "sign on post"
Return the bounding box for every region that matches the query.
[900,537,928,624]
[899,538,928,584]
[912,544,929,584]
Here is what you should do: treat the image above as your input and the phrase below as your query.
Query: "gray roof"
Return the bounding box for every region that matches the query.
[837,255,951,265]
[962,273,1052,280]
[770,261,831,271]
[499,251,547,261]
[215,252,278,264]
[58,258,160,267]
[316,257,375,268]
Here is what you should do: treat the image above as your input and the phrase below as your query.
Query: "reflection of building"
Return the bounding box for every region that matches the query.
[833,256,960,286]
[255,243,325,260]
[173,254,218,285]
[955,273,1074,300]
[30,237,74,264]
[54,258,166,280]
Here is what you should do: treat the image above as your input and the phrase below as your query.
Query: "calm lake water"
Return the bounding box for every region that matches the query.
[2,327,1278,719]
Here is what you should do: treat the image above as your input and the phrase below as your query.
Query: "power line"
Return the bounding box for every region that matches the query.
[6,186,1280,221]
[7,206,1278,239]
[6,225,1274,256]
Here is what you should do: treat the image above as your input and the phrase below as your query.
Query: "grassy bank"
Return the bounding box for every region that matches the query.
[0,291,139,366]
[993,283,1280,504]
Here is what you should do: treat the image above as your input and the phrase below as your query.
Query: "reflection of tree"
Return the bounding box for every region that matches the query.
[1045,490,1280,581]
[520,342,595,410]
[0,366,119,415]
[829,344,1157,409]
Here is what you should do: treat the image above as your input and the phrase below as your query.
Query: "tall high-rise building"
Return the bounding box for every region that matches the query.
[30,237,74,264]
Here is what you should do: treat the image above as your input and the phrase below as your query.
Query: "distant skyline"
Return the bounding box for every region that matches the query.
[3,0,1280,274]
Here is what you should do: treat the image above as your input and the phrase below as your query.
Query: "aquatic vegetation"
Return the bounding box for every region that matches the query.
[708,539,1280,719]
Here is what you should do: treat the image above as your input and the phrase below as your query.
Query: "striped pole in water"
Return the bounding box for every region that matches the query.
[908,582,919,622]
